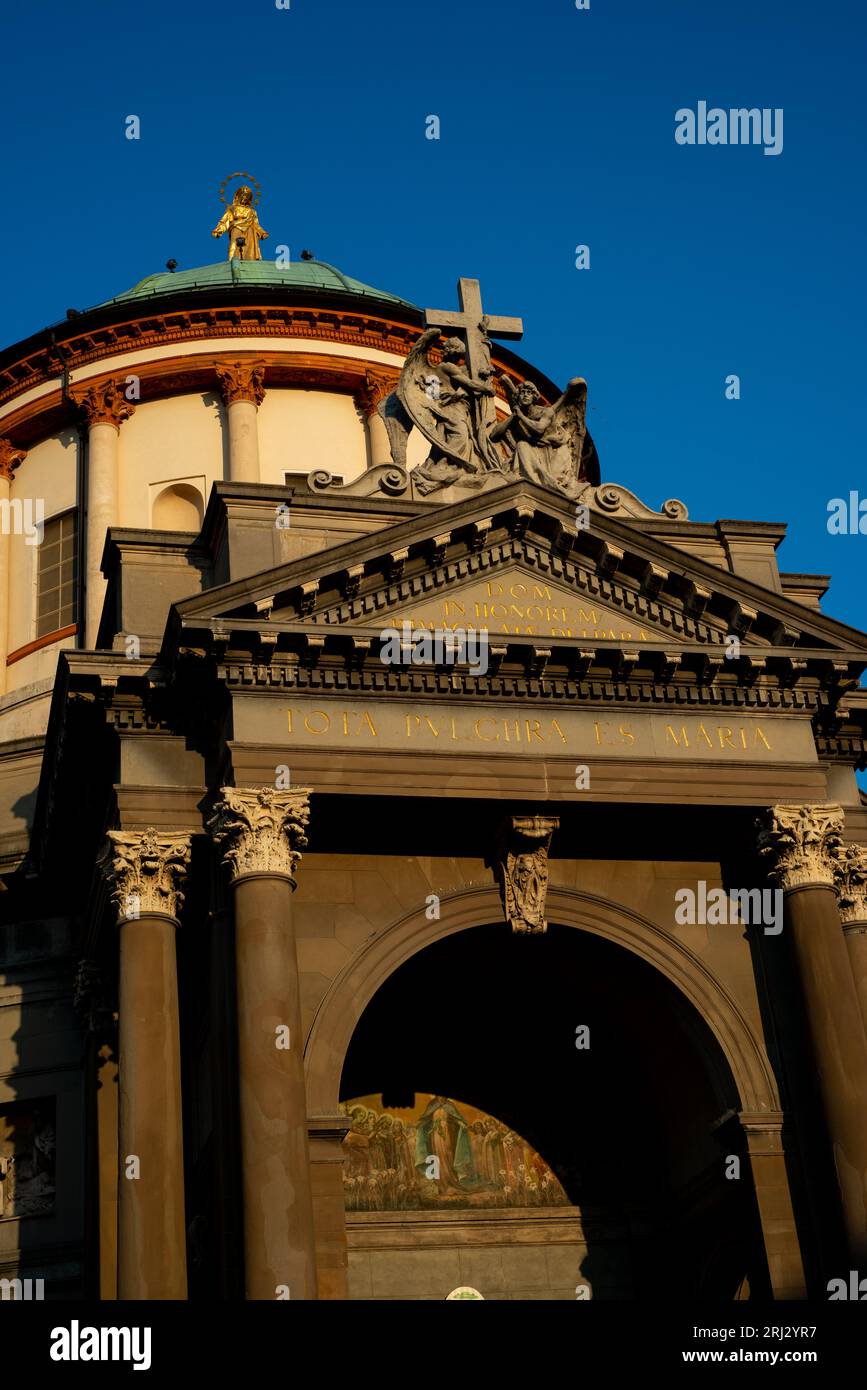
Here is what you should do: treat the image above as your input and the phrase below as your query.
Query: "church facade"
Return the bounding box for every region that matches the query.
[1,226,867,1300]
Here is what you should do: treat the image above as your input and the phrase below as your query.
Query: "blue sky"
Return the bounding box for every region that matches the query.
[2,0,865,628]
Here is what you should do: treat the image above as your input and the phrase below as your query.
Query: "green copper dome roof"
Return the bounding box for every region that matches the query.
[99,258,417,311]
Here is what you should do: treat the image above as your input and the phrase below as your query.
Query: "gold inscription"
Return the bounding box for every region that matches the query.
[393,579,653,641]
[285,706,776,757]
[288,708,379,737]
[664,723,773,752]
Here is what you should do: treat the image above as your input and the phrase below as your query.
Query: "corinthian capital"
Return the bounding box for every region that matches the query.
[756,803,844,891]
[834,843,867,929]
[207,787,311,883]
[491,815,559,934]
[75,378,136,429]
[215,360,266,407]
[100,827,192,922]
[355,367,399,418]
[0,438,26,483]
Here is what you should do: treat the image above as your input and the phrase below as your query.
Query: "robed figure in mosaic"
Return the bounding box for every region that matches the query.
[414,1094,478,1194]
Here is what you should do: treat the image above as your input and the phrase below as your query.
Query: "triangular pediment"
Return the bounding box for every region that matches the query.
[170,482,867,661]
[379,565,661,644]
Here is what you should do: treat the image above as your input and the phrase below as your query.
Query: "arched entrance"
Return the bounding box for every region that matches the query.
[305,888,782,1300]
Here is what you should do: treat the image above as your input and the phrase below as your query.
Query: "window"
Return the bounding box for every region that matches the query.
[36,511,77,639]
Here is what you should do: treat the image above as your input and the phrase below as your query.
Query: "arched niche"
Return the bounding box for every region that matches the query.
[151,482,204,532]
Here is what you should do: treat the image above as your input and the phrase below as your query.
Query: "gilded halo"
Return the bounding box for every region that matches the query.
[218,171,263,206]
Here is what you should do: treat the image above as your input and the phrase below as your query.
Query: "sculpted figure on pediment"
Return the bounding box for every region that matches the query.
[381,330,600,502]
[388,328,504,495]
[492,377,600,497]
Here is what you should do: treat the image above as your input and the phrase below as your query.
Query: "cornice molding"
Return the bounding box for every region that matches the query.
[210,654,829,711]
[0,305,417,408]
[0,346,524,449]
[69,639,844,727]
[171,488,867,662]
[0,306,544,435]
[7,622,77,666]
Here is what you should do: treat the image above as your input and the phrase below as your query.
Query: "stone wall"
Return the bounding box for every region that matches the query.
[346,1208,641,1300]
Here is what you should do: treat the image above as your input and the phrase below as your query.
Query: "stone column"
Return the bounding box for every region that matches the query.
[0,440,25,694]
[834,844,867,1038]
[216,361,265,483]
[207,786,318,1300]
[739,1112,807,1299]
[74,961,119,1299]
[77,380,135,646]
[208,902,244,1298]
[355,368,398,469]
[101,827,191,1300]
[758,803,867,1265]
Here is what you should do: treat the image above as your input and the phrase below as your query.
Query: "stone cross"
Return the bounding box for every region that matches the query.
[424,278,523,429]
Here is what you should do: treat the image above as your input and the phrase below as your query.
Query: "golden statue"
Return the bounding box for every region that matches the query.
[212,171,268,261]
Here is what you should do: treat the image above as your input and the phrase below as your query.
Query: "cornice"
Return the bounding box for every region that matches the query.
[173,490,867,661]
[0,306,556,446]
[0,303,414,404]
[52,632,854,725]
[209,648,838,713]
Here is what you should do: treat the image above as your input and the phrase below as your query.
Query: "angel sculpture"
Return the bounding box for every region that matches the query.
[491,377,600,499]
[382,328,505,496]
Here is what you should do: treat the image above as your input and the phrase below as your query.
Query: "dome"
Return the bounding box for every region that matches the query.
[98,257,417,312]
